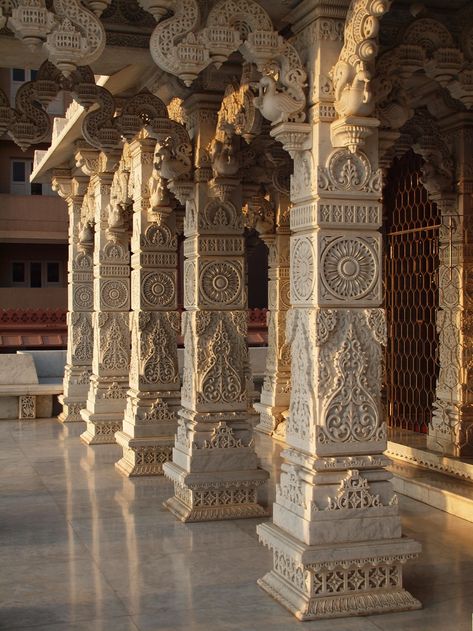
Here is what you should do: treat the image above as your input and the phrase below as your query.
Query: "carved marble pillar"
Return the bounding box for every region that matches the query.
[80,150,132,445]
[254,198,291,439]
[115,137,180,476]
[430,123,473,457]
[257,13,420,620]
[53,171,93,423]
[163,97,268,521]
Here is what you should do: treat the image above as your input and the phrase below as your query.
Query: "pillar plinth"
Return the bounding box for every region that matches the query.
[115,138,180,476]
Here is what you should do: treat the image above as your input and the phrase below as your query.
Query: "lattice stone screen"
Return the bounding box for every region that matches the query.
[383,150,440,433]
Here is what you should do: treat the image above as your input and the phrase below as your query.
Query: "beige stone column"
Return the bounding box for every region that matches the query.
[52,170,93,423]
[257,6,420,620]
[163,96,268,522]
[430,121,473,457]
[80,148,132,445]
[115,137,180,476]
[254,197,291,439]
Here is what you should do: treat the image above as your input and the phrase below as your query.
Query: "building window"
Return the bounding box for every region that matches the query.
[10,261,63,287]
[11,159,33,195]
[46,262,60,284]
[11,262,26,285]
[30,262,42,288]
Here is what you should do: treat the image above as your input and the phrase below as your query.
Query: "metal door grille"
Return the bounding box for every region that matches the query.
[383,150,440,433]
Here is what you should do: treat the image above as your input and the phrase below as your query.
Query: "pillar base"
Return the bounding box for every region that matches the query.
[114,431,174,476]
[58,396,85,423]
[80,409,122,445]
[254,403,287,442]
[163,461,269,522]
[257,522,421,621]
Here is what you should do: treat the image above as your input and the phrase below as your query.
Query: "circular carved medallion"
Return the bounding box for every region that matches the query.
[327,149,370,191]
[321,237,377,300]
[101,280,128,309]
[73,284,93,310]
[292,238,315,302]
[200,261,241,305]
[142,272,175,307]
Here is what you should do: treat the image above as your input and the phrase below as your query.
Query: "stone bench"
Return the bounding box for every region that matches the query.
[0,352,65,420]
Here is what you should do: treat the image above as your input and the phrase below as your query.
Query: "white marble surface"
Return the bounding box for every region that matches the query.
[0,354,38,385]
[1,418,472,630]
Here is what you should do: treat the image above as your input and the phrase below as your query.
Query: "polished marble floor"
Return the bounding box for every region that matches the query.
[1,418,473,631]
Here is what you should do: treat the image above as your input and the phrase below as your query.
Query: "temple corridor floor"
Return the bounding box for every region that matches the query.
[1,419,473,631]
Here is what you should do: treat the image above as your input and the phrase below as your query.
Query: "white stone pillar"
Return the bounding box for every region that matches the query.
[80,149,132,445]
[163,96,268,521]
[53,171,93,423]
[115,137,180,475]
[254,197,291,439]
[257,9,420,620]
[430,121,473,457]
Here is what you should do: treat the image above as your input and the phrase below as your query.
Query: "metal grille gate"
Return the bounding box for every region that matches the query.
[383,150,441,433]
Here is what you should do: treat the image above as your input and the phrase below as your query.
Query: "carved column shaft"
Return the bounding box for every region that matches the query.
[254,199,291,438]
[115,137,180,476]
[53,172,94,423]
[257,14,420,620]
[80,151,131,445]
[163,98,268,522]
[430,123,473,456]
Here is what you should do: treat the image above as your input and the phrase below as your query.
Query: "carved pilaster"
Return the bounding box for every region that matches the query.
[429,122,473,457]
[115,137,180,476]
[80,149,131,445]
[257,11,421,621]
[163,96,268,521]
[53,171,93,423]
[254,198,291,439]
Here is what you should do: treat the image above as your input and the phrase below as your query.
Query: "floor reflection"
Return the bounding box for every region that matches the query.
[0,418,472,631]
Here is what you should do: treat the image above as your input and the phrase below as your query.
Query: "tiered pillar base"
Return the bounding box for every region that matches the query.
[257,523,421,621]
[164,462,268,522]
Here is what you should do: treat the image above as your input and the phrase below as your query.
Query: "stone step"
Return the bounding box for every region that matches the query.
[386,432,473,482]
[388,458,473,524]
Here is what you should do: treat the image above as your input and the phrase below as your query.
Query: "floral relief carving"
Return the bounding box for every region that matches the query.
[320,236,378,301]
[199,318,245,404]
[200,260,242,306]
[327,470,381,510]
[73,283,94,310]
[100,314,130,371]
[71,312,93,362]
[318,322,383,446]
[100,279,129,309]
[142,271,175,308]
[291,237,315,303]
[139,312,179,385]
[201,423,243,449]
[19,395,36,419]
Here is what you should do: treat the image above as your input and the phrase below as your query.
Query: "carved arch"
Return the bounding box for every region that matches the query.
[145,0,307,124]
[5,64,192,191]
